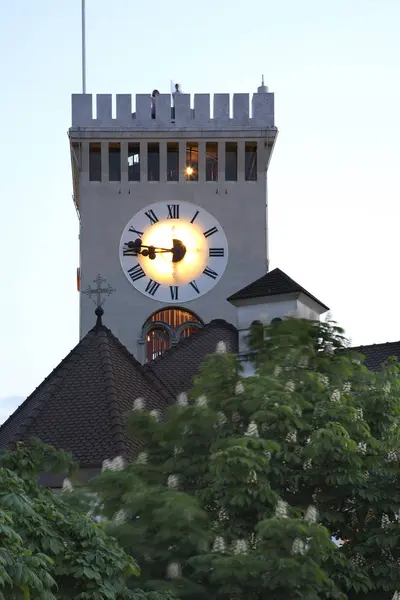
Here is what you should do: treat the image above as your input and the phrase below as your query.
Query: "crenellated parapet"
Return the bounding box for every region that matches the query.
[71,92,275,129]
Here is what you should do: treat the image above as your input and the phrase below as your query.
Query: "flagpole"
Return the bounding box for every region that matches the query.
[81,0,86,93]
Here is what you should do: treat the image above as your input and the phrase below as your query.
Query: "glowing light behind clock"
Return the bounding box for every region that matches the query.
[139,220,208,285]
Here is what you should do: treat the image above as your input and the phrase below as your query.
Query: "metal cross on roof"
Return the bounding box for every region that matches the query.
[82,274,116,307]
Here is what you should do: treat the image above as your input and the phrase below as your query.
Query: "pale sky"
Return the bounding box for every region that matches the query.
[1,0,399,418]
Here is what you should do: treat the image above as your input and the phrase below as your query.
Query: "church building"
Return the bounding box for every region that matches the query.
[1,82,398,486]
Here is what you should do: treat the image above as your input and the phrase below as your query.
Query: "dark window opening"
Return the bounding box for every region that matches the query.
[206,142,218,181]
[167,142,179,181]
[89,143,101,181]
[108,143,121,182]
[245,142,257,181]
[148,143,160,181]
[186,142,198,181]
[225,142,237,181]
[128,142,140,181]
[271,317,282,324]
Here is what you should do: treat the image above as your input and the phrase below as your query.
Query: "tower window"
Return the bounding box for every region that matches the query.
[225,142,237,181]
[186,142,198,181]
[206,142,218,182]
[143,308,203,362]
[245,142,257,181]
[89,143,101,181]
[167,142,179,181]
[146,327,170,362]
[108,143,121,182]
[128,142,140,181]
[148,142,160,181]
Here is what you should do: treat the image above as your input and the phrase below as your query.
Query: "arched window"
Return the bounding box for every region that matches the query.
[143,308,203,362]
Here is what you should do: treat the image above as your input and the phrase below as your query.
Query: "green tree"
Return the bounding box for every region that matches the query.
[87,319,399,600]
[0,441,173,600]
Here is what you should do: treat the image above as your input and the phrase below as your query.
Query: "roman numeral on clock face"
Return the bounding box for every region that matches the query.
[209,248,224,257]
[144,209,158,225]
[128,264,145,282]
[170,286,179,300]
[203,226,218,238]
[145,279,161,296]
[128,226,144,237]
[189,280,200,294]
[203,266,218,279]
[167,204,180,219]
[190,210,199,224]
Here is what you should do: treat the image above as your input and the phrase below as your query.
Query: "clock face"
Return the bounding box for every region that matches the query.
[119,201,228,303]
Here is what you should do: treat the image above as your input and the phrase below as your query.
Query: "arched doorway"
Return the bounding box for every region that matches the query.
[143,308,203,362]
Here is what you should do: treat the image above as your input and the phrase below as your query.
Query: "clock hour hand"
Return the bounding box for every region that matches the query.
[124,238,186,263]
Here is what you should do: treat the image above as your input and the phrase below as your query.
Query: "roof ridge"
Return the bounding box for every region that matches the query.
[4,335,94,449]
[0,330,92,445]
[96,329,126,457]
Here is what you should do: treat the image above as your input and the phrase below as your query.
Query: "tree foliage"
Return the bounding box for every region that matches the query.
[0,441,172,600]
[84,319,399,599]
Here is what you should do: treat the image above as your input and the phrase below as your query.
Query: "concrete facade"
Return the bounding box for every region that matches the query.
[69,89,278,361]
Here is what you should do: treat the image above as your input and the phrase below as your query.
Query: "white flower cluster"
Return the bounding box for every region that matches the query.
[132,397,145,410]
[62,478,73,492]
[304,505,318,524]
[216,412,227,426]
[330,389,341,403]
[113,509,127,525]
[351,553,366,567]
[274,366,282,377]
[218,508,229,522]
[303,458,312,470]
[235,380,245,394]
[173,446,183,456]
[150,409,160,421]
[136,452,148,464]
[386,450,400,462]
[297,356,309,368]
[102,456,125,472]
[275,499,288,519]
[196,395,208,407]
[245,421,259,437]
[285,430,297,443]
[285,380,295,392]
[247,470,258,484]
[318,374,329,387]
[382,382,391,395]
[357,442,367,455]
[381,513,391,528]
[212,536,226,552]
[342,381,351,393]
[215,341,227,354]
[249,532,260,549]
[292,538,306,554]
[355,408,363,421]
[167,562,181,578]
[177,392,188,405]
[232,539,248,554]
[167,474,179,489]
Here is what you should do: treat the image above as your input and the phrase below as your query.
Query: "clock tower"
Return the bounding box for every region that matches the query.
[69,82,277,362]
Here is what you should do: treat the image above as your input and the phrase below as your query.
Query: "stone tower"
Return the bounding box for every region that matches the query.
[69,82,277,362]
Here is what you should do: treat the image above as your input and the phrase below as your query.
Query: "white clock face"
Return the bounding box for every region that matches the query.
[119,201,228,303]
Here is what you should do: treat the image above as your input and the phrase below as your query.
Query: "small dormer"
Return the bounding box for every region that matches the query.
[227,268,329,356]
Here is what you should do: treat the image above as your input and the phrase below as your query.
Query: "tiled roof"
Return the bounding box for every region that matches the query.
[144,319,238,398]
[227,267,329,310]
[351,340,400,371]
[0,315,238,470]
[0,316,169,467]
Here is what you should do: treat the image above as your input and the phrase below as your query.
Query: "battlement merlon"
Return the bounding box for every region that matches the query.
[70,92,275,131]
